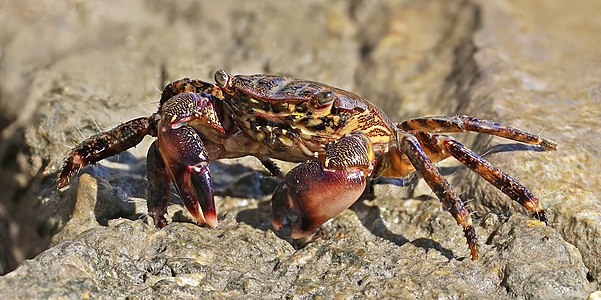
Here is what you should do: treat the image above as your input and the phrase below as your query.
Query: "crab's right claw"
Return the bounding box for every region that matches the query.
[158,123,217,227]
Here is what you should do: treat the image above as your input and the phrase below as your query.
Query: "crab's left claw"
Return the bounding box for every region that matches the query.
[158,123,217,227]
[271,161,367,238]
[271,133,374,239]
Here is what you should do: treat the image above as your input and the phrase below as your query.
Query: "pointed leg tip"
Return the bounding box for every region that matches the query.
[469,245,479,260]
[463,226,479,260]
[57,167,77,189]
[148,205,169,228]
[57,177,69,189]
[57,156,84,189]
[541,139,558,151]
[534,209,548,224]
[155,216,168,228]
[271,219,282,232]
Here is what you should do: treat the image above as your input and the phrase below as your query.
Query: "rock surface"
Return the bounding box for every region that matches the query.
[0,0,599,298]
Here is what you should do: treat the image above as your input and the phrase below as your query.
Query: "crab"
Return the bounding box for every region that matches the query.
[57,70,557,260]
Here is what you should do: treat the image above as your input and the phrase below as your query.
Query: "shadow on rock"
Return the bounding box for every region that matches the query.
[351,200,456,260]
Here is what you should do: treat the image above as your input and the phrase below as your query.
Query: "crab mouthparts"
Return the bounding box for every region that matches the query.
[195,112,226,134]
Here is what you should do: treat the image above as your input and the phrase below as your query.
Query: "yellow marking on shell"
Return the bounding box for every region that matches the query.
[297,126,316,140]
[211,86,224,99]
[249,98,260,104]
[369,135,389,145]
[279,136,294,147]
[170,114,178,123]
[307,118,323,127]
[298,142,316,157]
[365,125,393,144]
[250,108,269,115]
[324,157,331,168]
[255,132,266,141]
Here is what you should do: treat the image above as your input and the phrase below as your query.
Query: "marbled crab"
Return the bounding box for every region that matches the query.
[58,70,557,259]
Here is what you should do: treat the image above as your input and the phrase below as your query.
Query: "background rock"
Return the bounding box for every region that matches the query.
[0,0,599,298]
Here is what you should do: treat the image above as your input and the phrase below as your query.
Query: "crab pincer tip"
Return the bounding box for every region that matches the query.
[204,211,218,228]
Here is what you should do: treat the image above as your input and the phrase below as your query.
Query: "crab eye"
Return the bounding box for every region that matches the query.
[316,90,334,106]
[214,70,229,88]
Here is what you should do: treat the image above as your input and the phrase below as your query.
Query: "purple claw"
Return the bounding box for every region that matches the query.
[271,160,366,238]
[158,123,217,227]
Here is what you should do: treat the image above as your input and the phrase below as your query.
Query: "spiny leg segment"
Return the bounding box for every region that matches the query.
[58,114,160,188]
[260,158,286,179]
[396,131,479,259]
[411,131,547,222]
[146,141,172,228]
[398,115,557,150]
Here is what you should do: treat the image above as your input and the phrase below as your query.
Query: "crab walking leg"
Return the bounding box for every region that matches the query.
[259,158,286,179]
[58,115,159,188]
[412,131,547,222]
[396,131,479,260]
[157,123,218,227]
[397,115,557,150]
[146,141,172,228]
[271,132,374,238]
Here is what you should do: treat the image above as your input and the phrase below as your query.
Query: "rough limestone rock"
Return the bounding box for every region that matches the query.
[0,0,599,298]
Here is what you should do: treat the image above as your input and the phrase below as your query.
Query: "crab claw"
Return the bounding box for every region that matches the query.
[271,160,366,239]
[161,92,225,134]
[158,123,217,227]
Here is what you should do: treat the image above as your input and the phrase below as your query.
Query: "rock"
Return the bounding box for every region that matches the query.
[461,0,601,283]
[0,0,598,298]
[51,174,102,244]
[0,214,590,298]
